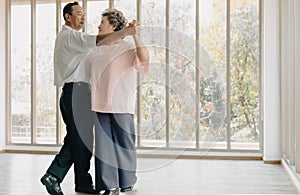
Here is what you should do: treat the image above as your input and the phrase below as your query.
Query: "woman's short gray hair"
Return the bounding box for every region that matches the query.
[102,8,127,31]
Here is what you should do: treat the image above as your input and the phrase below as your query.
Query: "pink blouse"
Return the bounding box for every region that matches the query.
[88,39,144,114]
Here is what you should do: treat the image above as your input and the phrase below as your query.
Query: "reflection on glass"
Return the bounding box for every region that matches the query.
[140,68,167,147]
[36,1,56,144]
[170,0,195,39]
[87,1,109,34]
[230,0,259,150]
[139,0,166,147]
[199,0,227,150]
[11,0,31,144]
[169,0,196,148]
[169,54,196,148]
[114,0,136,21]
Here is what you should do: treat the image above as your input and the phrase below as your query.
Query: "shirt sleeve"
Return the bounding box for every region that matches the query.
[68,30,97,53]
[126,40,145,73]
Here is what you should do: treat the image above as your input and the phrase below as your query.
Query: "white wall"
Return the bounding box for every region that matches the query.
[295,0,300,172]
[0,0,6,151]
[263,0,281,161]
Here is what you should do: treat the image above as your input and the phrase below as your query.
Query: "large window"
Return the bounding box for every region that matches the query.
[36,0,57,144]
[8,0,261,152]
[11,0,31,144]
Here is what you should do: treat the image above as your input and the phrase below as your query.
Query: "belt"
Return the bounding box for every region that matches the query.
[64,82,89,87]
[63,82,90,90]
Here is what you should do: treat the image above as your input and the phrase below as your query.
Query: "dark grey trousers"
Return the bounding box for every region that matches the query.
[47,82,94,186]
[94,113,137,190]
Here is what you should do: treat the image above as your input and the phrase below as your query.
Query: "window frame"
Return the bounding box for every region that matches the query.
[6,0,263,153]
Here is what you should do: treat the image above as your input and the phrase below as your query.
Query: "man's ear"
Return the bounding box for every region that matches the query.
[65,13,71,21]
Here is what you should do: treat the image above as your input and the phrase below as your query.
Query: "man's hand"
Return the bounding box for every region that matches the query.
[127,20,140,36]
[97,19,141,46]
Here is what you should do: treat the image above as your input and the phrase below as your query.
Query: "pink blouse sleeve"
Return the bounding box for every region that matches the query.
[127,41,147,74]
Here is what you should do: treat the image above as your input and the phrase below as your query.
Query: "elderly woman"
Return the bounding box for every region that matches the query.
[87,8,149,195]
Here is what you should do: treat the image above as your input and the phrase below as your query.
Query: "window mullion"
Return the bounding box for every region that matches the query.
[56,0,62,145]
[31,0,37,144]
[82,0,87,32]
[136,0,141,147]
[165,0,170,148]
[195,0,200,149]
[226,0,231,150]
[259,0,264,154]
[6,0,12,145]
[109,0,114,8]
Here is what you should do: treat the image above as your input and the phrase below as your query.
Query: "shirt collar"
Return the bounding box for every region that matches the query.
[62,24,73,30]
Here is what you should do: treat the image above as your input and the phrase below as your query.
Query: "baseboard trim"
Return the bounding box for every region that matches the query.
[1,149,262,160]
[281,158,300,194]
[137,153,262,160]
[3,149,58,155]
[263,160,281,164]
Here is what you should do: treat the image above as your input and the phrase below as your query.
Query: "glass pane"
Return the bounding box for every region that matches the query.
[139,0,166,147]
[114,0,137,21]
[86,0,109,34]
[11,0,31,144]
[230,0,260,150]
[199,0,227,150]
[169,0,196,148]
[36,0,57,144]
[140,49,167,147]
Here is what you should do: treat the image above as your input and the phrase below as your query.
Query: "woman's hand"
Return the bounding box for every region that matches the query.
[127,20,140,36]
[97,20,139,45]
[128,20,149,73]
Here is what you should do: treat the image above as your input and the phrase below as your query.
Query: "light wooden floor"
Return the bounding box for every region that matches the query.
[0,153,297,195]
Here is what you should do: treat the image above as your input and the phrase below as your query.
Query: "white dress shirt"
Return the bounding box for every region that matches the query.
[54,25,97,87]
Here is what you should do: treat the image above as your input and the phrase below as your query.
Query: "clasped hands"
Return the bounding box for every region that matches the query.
[97,19,141,46]
[126,19,141,36]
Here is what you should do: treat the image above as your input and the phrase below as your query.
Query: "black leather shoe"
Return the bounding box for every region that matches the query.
[40,173,64,195]
[75,184,100,194]
[120,185,134,192]
[102,188,119,195]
